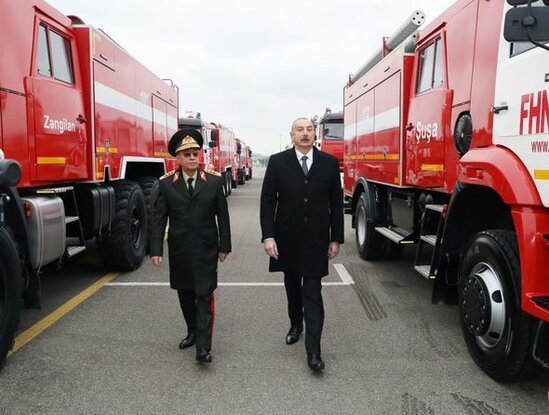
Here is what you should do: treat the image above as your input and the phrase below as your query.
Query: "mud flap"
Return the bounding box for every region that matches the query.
[533,320,549,370]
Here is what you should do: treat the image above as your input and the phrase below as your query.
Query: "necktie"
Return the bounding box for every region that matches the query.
[301,155,308,175]
[187,177,194,196]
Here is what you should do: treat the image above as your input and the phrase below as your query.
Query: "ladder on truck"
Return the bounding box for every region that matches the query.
[413,204,446,279]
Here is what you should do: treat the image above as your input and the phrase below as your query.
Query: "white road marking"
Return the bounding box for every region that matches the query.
[106,281,352,287]
[333,263,355,285]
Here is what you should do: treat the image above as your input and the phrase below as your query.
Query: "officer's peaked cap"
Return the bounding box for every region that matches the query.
[168,128,204,156]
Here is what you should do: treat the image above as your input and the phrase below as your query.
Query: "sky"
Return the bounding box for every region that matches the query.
[48,0,455,156]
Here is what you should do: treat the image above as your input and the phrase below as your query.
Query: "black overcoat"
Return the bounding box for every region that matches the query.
[260,147,344,278]
[150,168,231,295]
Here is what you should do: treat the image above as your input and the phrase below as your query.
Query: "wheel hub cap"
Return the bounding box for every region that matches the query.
[461,262,506,349]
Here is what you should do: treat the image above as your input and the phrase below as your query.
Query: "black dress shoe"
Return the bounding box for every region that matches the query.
[286,326,303,345]
[179,332,195,349]
[307,354,325,371]
[196,349,212,363]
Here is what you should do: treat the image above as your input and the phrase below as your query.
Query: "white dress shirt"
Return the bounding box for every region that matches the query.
[295,148,313,171]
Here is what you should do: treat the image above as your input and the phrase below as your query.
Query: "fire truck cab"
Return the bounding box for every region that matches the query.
[344,0,549,381]
[317,109,344,172]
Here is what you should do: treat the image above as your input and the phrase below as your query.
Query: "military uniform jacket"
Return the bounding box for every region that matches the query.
[260,147,344,278]
[150,168,231,294]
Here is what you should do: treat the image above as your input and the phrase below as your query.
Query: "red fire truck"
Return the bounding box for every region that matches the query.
[178,115,240,195]
[343,0,549,381]
[178,116,213,171]
[208,123,238,195]
[235,138,249,185]
[244,143,253,181]
[0,0,178,366]
[318,109,344,171]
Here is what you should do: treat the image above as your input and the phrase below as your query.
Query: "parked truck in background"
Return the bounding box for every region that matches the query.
[318,109,344,172]
[178,115,241,196]
[343,0,549,381]
[178,115,215,171]
[244,143,253,181]
[235,138,250,185]
[0,0,178,367]
[208,123,238,195]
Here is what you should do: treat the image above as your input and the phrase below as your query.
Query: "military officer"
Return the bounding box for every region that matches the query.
[150,128,231,363]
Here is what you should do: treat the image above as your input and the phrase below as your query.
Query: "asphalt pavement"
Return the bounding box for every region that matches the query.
[1,167,548,414]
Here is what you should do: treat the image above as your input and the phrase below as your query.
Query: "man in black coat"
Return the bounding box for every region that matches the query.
[150,128,231,363]
[260,117,344,371]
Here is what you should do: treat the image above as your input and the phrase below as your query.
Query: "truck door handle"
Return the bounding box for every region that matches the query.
[76,114,87,123]
[492,104,508,114]
[405,123,414,132]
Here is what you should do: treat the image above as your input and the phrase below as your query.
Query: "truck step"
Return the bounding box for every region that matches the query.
[420,234,437,246]
[425,204,444,213]
[414,265,436,279]
[67,245,86,257]
[375,226,414,244]
[65,216,79,224]
[36,186,75,194]
[66,236,83,246]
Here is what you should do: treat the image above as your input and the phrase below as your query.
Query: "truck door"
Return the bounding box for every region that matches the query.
[493,7,549,208]
[406,35,451,188]
[29,19,88,182]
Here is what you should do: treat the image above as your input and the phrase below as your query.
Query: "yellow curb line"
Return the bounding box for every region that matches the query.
[8,272,118,357]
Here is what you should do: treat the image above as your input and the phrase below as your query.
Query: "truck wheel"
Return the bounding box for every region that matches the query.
[138,177,160,254]
[238,169,245,185]
[458,230,539,381]
[248,168,252,180]
[0,226,22,368]
[355,192,384,260]
[98,181,146,271]
[231,171,238,189]
[225,172,232,196]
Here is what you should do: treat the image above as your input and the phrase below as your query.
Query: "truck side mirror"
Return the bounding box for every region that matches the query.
[504,4,549,42]
[506,0,549,4]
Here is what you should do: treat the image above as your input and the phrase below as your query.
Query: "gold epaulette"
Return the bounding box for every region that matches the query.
[204,169,221,177]
[160,170,176,180]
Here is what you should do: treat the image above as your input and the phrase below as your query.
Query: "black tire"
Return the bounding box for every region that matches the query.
[355,191,384,260]
[231,170,238,189]
[248,167,252,180]
[97,181,147,271]
[138,177,160,254]
[225,172,232,196]
[458,230,539,381]
[238,168,245,185]
[0,226,22,368]
[221,172,230,197]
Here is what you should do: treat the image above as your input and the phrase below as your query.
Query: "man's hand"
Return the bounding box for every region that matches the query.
[263,238,279,260]
[151,256,163,267]
[327,242,340,260]
[219,252,229,262]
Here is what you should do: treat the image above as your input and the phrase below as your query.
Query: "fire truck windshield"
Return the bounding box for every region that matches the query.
[323,121,343,140]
